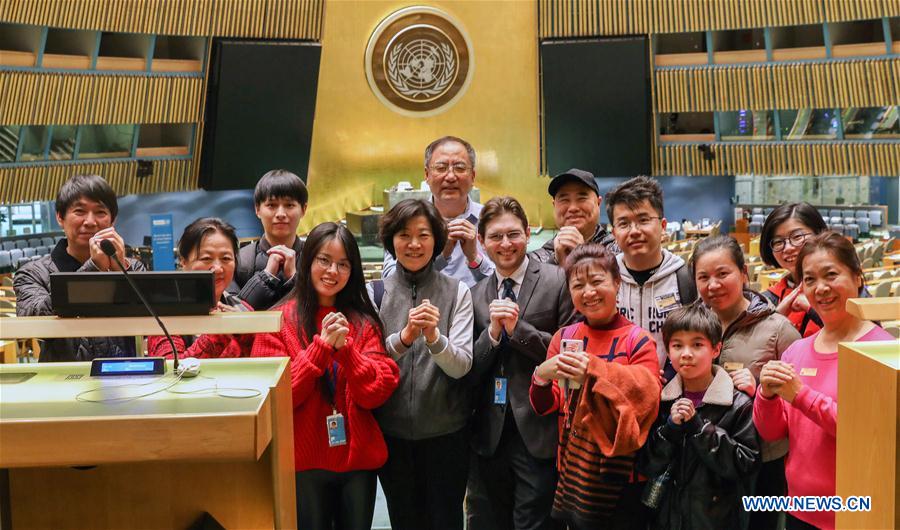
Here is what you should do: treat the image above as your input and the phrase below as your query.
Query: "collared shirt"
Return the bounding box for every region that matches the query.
[488,257,529,347]
[382,197,495,288]
[494,256,529,300]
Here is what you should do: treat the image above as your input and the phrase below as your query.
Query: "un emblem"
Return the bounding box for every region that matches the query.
[365,6,473,116]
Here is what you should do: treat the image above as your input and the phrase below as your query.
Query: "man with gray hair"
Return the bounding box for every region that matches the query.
[382,135,494,287]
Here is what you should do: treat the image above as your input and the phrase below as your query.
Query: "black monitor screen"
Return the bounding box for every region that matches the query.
[51,271,216,318]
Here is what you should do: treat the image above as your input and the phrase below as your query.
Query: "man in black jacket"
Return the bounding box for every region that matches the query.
[14,174,145,362]
[229,169,308,309]
[528,169,618,267]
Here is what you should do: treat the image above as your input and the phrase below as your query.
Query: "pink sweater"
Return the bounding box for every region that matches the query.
[752,325,893,530]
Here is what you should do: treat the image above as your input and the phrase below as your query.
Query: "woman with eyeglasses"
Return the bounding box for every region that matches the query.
[754,232,892,530]
[690,235,800,529]
[148,217,253,359]
[252,222,399,530]
[759,202,828,337]
[370,199,474,530]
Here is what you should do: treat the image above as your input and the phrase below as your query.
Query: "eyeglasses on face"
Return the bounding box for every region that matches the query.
[314,254,352,274]
[428,162,471,175]
[613,216,661,232]
[486,230,525,243]
[769,232,812,252]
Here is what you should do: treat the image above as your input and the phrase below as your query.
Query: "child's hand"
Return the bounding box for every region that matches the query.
[671,398,695,424]
[658,368,668,385]
[730,368,756,397]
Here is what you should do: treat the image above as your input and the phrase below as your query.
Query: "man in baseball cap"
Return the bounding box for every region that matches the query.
[528,168,618,266]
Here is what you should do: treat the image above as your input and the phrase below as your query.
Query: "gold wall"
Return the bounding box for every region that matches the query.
[301,0,547,231]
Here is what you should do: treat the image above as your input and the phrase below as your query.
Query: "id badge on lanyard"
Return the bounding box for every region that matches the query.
[494,377,508,404]
[325,362,347,447]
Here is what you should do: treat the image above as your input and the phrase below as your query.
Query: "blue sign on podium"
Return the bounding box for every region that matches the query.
[150,214,175,271]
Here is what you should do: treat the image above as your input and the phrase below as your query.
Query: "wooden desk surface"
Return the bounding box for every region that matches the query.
[846,298,900,322]
[0,311,282,340]
[836,341,899,530]
[0,339,15,363]
[0,358,287,468]
[1,357,297,529]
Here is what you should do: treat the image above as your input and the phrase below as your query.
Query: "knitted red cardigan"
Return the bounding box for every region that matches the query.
[252,301,400,472]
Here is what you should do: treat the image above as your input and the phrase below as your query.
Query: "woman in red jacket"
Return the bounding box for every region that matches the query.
[759,202,828,337]
[252,222,400,530]
[529,243,661,530]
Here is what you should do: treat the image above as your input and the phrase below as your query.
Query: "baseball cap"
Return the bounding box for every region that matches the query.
[547,168,600,197]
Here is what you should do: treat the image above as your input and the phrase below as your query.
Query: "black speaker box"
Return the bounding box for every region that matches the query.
[541,37,651,178]
[200,40,322,190]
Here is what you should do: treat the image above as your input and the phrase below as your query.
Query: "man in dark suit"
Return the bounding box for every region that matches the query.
[466,196,575,530]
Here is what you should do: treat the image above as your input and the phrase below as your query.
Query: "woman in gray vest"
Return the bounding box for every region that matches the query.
[371,199,474,530]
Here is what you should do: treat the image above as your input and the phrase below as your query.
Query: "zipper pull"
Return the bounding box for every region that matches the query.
[412,282,417,302]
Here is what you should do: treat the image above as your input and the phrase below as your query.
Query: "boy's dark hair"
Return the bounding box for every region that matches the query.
[477,196,528,237]
[759,202,828,268]
[253,169,309,207]
[55,174,118,220]
[604,175,664,222]
[379,199,448,262]
[662,303,723,347]
[178,217,238,263]
[563,243,620,284]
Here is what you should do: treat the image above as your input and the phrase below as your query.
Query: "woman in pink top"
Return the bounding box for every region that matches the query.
[753,232,893,530]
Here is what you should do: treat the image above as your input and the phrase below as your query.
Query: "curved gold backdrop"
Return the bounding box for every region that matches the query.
[300,0,547,232]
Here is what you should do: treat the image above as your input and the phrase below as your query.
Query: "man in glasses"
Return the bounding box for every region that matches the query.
[606,176,697,381]
[466,196,574,530]
[382,136,494,287]
[528,168,619,267]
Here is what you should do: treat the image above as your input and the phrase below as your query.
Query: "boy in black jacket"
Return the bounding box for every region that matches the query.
[640,304,760,530]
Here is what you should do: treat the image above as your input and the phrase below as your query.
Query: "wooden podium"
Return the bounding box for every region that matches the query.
[836,340,899,530]
[0,357,297,529]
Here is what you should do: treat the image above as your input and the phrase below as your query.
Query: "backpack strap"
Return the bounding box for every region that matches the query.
[623,325,643,360]
[675,263,698,305]
[237,239,259,285]
[561,323,579,340]
[560,322,589,352]
[371,279,385,310]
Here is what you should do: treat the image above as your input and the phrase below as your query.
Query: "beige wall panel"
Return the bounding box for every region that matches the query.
[301,0,544,231]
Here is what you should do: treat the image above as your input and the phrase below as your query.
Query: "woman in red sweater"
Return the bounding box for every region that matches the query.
[148,217,253,359]
[754,232,892,530]
[759,202,828,337]
[252,222,400,530]
[529,243,661,530]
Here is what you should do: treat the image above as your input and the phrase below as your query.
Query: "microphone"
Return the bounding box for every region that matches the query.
[100,239,181,370]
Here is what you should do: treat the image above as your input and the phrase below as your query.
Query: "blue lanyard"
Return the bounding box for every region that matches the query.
[325,361,339,405]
